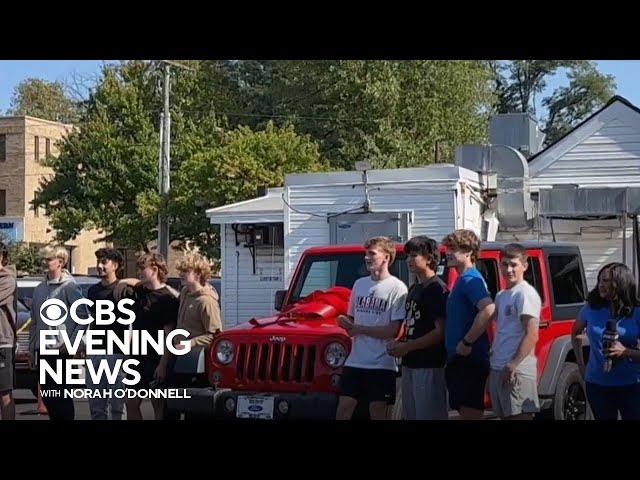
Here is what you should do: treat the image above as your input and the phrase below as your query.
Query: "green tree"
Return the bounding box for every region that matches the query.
[8,78,80,123]
[33,61,325,258]
[34,62,162,250]
[7,242,42,275]
[167,122,327,257]
[492,60,574,116]
[542,62,616,144]
[493,60,616,145]
[231,60,495,169]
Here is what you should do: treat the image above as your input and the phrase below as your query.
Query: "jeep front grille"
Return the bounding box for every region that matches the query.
[235,342,316,384]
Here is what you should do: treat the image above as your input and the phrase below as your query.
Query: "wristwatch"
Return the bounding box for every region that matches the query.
[462,338,473,348]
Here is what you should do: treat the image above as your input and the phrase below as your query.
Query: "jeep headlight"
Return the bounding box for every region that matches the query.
[215,340,234,365]
[324,342,347,368]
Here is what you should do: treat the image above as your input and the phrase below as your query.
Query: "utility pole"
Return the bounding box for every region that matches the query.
[157,60,194,260]
[158,62,171,260]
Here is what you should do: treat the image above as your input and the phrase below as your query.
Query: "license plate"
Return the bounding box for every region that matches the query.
[236,395,275,420]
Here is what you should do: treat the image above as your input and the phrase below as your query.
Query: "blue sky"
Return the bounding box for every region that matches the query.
[0,60,108,112]
[1,60,639,116]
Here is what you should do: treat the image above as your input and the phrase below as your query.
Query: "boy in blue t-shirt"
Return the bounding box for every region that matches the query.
[441,230,495,420]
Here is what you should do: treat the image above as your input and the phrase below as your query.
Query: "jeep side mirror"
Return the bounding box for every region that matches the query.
[274,290,287,311]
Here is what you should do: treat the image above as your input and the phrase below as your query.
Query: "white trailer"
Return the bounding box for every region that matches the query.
[207,164,485,327]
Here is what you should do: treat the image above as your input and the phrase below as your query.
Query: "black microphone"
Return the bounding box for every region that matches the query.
[602,319,619,373]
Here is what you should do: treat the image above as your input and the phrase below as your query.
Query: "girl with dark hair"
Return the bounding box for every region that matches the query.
[571,263,640,420]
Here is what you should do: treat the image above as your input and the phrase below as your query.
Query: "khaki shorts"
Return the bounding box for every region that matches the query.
[488,369,540,418]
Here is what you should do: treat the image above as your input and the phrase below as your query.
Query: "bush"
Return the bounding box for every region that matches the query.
[7,242,42,276]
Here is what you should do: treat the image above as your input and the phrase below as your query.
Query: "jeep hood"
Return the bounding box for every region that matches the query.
[232,287,351,335]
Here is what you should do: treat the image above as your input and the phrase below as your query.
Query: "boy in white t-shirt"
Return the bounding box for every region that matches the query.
[490,243,542,420]
[336,236,407,421]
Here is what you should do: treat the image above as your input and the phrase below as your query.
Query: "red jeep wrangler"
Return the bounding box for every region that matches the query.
[172,241,590,420]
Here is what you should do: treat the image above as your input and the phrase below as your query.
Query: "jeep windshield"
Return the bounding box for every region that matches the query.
[289,252,448,303]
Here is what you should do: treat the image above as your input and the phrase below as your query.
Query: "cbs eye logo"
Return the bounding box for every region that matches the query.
[39,299,69,327]
[38,297,136,327]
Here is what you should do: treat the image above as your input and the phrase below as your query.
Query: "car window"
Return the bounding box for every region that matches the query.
[17,299,28,313]
[523,256,545,303]
[476,258,499,300]
[548,254,585,305]
[210,279,221,298]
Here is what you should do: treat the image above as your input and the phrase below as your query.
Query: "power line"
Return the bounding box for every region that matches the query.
[148,108,378,123]
[0,172,55,178]
[4,106,454,128]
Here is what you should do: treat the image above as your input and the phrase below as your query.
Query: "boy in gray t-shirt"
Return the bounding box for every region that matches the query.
[489,244,542,420]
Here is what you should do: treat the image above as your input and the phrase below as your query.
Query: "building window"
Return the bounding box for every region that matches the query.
[0,190,6,216]
[34,136,40,162]
[0,134,6,162]
[34,191,40,217]
[45,137,51,157]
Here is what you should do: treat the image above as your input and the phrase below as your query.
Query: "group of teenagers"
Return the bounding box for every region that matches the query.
[1,227,640,421]
[0,243,222,420]
[334,230,640,420]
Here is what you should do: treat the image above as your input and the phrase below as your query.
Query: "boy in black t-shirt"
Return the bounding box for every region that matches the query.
[123,253,179,420]
[85,248,131,420]
[388,236,449,420]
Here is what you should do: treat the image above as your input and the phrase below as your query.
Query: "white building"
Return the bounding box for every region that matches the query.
[207,166,484,327]
[498,96,640,287]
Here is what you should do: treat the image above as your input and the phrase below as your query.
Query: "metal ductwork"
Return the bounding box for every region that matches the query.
[539,186,640,219]
[455,144,534,230]
[538,186,640,271]
[490,113,546,158]
[539,187,627,219]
